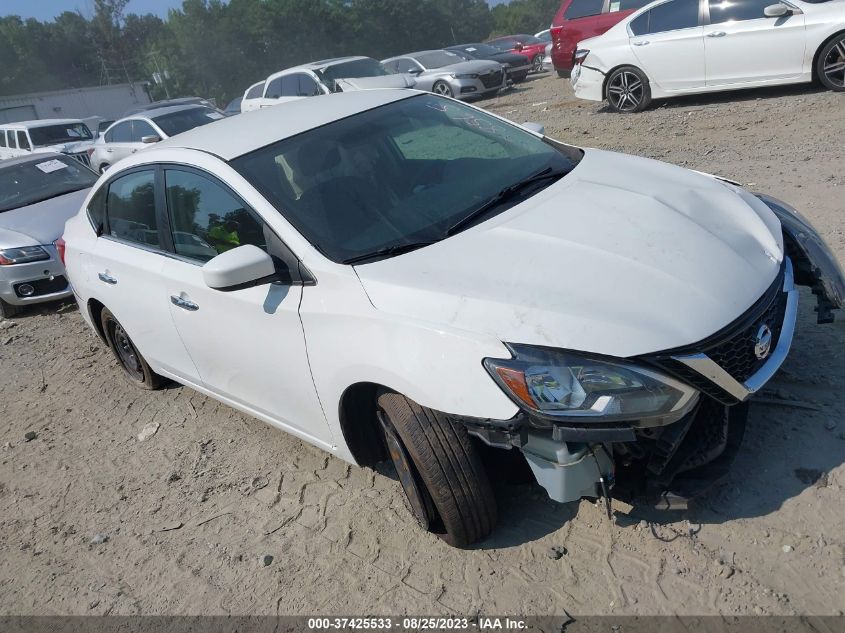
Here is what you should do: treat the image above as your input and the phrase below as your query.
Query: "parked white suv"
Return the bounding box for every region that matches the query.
[62,90,844,546]
[0,119,96,167]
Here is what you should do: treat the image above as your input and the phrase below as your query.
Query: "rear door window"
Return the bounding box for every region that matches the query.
[0,131,6,148]
[106,170,160,248]
[609,0,655,11]
[105,121,132,143]
[630,0,701,34]
[246,82,265,99]
[564,0,604,19]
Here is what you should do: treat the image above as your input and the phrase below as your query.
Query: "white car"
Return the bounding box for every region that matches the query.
[571,0,845,112]
[240,57,415,112]
[0,119,96,167]
[89,104,225,173]
[62,90,844,547]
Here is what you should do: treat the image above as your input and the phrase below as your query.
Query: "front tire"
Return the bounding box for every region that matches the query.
[817,35,845,91]
[101,308,164,390]
[377,391,497,547]
[432,81,453,98]
[606,66,651,113]
[532,54,543,73]
[0,298,23,319]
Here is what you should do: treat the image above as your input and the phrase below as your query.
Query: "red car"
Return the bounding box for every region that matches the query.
[486,35,548,73]
[550,0,652,77]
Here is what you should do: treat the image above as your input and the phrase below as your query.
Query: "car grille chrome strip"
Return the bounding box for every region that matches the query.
[671,258,798,403]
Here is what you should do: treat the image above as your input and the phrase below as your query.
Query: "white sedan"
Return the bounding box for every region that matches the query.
[571,0,845,112]
[62,89,843,546]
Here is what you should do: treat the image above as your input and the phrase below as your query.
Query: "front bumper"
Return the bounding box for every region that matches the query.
[570,64,604,102]
[0,249,71,306]
[450,70,507,100]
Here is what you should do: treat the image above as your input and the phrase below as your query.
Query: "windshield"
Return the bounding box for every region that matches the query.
[28,123,93,147]
[232,94,581,264]
[0,156,97,213]
[415,51,463,69]
[319,59,390,83]
[152,106,224,137]
[454,44,501,57]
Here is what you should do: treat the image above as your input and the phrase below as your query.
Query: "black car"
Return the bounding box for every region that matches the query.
[446,43,533,82]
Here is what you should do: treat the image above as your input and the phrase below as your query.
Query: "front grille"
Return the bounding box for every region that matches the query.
[68,151,91,167]
[14,275,69,298]
[480,70,503,89]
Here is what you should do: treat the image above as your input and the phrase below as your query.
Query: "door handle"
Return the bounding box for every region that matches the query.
[707,31,727,37]
[106,148,113,153]
[97,272,117,285]
[170,295,199,312]
[633,40,650,46]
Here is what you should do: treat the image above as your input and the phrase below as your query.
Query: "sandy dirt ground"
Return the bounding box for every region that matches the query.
[1,73,844,618]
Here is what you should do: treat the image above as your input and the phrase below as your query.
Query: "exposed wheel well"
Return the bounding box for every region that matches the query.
[338,382,388,468]
[812,30,845,82]
[87,298,108,344]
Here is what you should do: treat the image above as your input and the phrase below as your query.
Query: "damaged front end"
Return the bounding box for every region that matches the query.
[462,201,843,509]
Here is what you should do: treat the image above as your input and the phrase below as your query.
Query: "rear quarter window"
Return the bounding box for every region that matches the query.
[564,0,604,19]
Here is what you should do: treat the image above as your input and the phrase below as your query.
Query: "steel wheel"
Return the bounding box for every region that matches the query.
[100,308,164,390]
[111,321,144,381]
[606,67,651,113]
[432,81,453,97]
[822,38,845,89]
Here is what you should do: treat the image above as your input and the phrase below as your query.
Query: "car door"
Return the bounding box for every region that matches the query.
[703,0,806,85]
[89,168,200,380]
[629,0,706,91]
[156,166,333,445]
[101,121,137,165]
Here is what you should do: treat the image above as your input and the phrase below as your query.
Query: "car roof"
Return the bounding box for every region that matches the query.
[266,56,372,79]
[2,119,85,129]
[130,103,212,119]
[0,152,66,169]
[156,89,417,161]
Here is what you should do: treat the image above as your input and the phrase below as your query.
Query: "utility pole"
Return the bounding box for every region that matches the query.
[148,51,171,99]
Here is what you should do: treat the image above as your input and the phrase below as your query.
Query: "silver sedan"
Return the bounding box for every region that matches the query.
[382,50,506,100]
[0,153,97,318]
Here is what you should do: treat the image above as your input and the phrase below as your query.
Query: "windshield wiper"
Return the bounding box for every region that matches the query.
[446,167,567,236]
[342,240,438,265]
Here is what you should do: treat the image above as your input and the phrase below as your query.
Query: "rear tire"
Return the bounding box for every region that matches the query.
[0,298,23,319]
[557,69,571,79]
[816,34,845,91]
[376,391,497,547]
[605,66,651,113]
[100,308,164,390]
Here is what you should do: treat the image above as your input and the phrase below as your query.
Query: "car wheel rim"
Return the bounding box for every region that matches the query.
[823,39,845,88]
[608,71,644,112]
[378,412,434,531]
[433,83,451,96]
[111,322,144,381]
[533,55,542,72]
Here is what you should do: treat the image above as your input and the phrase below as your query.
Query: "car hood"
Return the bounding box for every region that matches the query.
[336,74,416,90]
[423,60,501,75]
[0,188,90,247]
[354,149,784,358]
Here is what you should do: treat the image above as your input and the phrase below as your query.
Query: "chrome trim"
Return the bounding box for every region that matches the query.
[672,258,798,402]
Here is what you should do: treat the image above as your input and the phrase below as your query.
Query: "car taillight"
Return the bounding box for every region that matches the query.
[55,237,67,266]
[574,49,590,65]
[550,25,564,43]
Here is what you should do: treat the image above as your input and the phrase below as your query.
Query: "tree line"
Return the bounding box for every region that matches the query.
[0,0,560,104]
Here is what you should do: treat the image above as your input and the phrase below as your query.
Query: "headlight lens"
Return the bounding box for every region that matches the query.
[0,246,50,265]
[484,344,698,425]
[455,73,479,79]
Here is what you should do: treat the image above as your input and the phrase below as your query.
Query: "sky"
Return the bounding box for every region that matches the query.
[2,0,510,22]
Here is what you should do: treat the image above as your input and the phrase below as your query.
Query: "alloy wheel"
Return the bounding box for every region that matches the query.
[607,70,644,112]
[432,82,452,97]
[532,55,543,72]
[823,39,845,88]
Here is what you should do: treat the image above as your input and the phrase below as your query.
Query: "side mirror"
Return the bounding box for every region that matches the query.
[202,244,278,290]
[522,122,545,135]
[763,3,790,16]
[408,68,423,76]
[140,135,160,144]
[514,43,524,51]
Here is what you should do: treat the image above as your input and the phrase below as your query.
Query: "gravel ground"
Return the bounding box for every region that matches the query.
[1,73,844,617]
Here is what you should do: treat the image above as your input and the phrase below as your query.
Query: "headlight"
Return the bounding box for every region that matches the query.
[455,73,479,79]
[0,246,50,265]
[484,344,699,426]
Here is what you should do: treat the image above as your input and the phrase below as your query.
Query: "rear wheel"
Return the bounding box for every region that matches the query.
[376,391,497,547]
[557,69,571,79]
[0,298,23,319]
[432,81,453,98]
[101,308,164,390]
[817,35,845,91]
[606,66,651,113]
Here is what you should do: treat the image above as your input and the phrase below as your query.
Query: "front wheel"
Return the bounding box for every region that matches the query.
[432,81,453,98]
[532,54,543,73]
[606,66,652,113]
[817,35,845,91]
[376,391,497,547]
[101,308,164,390]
